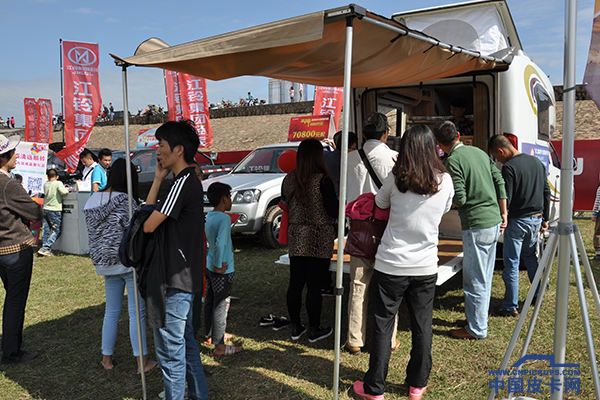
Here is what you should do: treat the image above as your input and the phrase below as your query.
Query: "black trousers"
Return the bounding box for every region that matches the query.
[287,256,329,327]
[363,270,437,395]
[0,247,33,364]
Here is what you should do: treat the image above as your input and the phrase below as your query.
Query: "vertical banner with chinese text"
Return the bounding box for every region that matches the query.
[165,70,184,121]
[24,98,38,142]
[165,71,213,147]
[313,86,343,131]
[37,99,53,143]
[56,41,101,172]
[584,0,600,111]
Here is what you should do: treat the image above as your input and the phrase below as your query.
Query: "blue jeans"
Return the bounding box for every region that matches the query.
[102,272,148,357]
[41,210,62,251]
[462,223,500,339]
[154,289,209,400]
[502,215,542,311]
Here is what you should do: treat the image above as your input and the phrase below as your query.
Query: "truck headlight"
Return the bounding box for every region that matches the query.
[232,189,261,203]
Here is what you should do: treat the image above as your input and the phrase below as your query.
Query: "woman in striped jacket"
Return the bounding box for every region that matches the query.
[83,158,158,373]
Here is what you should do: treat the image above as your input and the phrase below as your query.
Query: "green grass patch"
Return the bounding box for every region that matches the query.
[1,221,599,399]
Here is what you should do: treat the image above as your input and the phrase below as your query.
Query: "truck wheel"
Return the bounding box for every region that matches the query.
[260,205,286,249]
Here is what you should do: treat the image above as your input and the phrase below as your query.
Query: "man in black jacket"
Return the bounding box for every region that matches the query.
[143,121,208,400]
[0,133,44,365]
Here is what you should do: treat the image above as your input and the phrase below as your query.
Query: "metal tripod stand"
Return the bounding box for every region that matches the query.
[488,224,600,400]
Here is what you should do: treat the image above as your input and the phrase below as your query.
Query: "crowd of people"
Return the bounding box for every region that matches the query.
[0,117,16,128]
[0,107,572,400]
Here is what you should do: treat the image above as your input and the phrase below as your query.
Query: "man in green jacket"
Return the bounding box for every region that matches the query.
[434,122,507,340]
[0,133,44,364]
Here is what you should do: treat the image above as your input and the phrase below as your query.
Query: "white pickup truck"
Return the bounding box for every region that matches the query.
[201,141,332,249]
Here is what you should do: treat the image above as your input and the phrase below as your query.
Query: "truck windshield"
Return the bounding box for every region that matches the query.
[232,147,290,174]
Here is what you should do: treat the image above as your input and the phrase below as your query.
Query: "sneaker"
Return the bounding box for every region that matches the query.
[272,317,292,331]
[321,287,335,297]
[308,326,333,343]
[37,248,52,257]
[260,314,275,326]
[408,386,427,400]
[353,381,384,400]
[290,323,307,340]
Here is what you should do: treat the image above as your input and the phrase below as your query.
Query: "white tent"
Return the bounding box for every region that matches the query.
[112,3,511,399]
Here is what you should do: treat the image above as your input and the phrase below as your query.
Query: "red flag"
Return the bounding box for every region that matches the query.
[165,70,184,121]
[37,99,53,143]
[313,86,343,131]
[57,41,102,172]
[165,72,213,147]
[24,98,38,142]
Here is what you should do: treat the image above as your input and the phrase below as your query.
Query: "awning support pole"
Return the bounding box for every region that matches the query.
[121,64,148,400]
[552,0,577,398]
[333,14,355,400]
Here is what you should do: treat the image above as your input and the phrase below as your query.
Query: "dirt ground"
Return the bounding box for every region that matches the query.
[84,113,309,153]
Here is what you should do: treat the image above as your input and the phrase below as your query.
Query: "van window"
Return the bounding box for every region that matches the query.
[549,141,561,169]
[536,86,551,141]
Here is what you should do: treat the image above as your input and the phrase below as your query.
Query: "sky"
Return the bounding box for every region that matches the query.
[0,0,596,127]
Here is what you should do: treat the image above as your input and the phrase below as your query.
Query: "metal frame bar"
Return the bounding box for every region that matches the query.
[120,65,147,400]
[361,15,508,64]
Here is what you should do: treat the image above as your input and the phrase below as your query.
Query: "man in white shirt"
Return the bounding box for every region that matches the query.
[345,112,398,355]
[79,149,97,184]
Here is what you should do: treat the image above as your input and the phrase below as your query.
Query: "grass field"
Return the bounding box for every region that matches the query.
[0,219,599,400]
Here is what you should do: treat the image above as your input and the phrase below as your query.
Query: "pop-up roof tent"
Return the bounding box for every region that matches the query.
[112,3,513,398]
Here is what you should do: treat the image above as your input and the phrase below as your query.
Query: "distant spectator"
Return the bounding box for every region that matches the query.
[289,86,295,103]
[92,148,112,193]
[299,84,304,101]
[11,117,15,128]
[109,103,115,121]
[38,168,69,257]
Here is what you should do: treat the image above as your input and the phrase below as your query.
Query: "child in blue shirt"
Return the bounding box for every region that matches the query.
[204,182,241,357]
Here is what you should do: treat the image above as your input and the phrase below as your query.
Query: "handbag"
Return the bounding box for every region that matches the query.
[344,202,387,261]
[344,149,387,261]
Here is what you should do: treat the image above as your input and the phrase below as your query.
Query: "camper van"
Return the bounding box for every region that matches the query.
[114,0,561,284]
[345,1,561,282]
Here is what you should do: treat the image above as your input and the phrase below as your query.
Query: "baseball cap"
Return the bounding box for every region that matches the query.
[363,112,389,135]
[0,133,21,155]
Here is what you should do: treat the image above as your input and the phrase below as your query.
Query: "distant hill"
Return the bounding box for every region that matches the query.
[8,99,598,152]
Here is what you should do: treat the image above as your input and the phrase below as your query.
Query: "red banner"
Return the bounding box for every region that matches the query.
[313,86,343,131]
[24,98,37,142]
[165,71,213,147]
[165,70,184,121]
[56,41,102,172]
[552,139,600,211]
[288,115,335,142]
[37,99,53,143]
